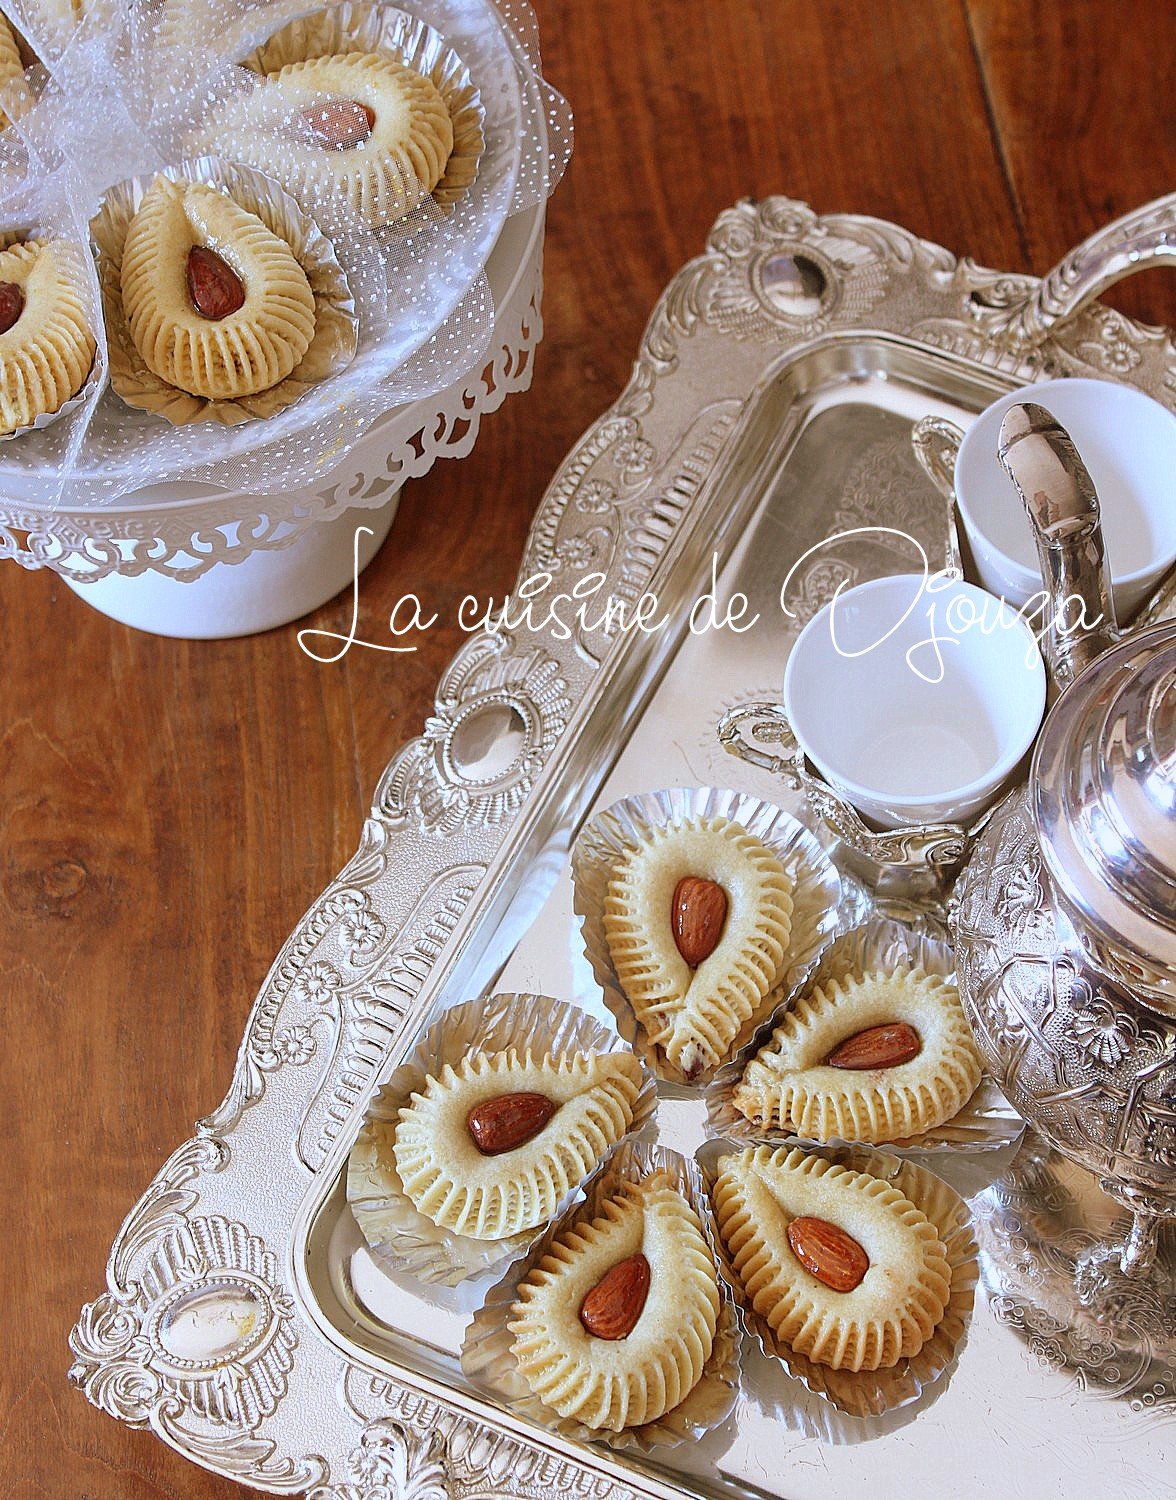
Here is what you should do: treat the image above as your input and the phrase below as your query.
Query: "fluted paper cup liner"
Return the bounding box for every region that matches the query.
[698,1139,978,1417]
[462,1139,742,1454]
[571,785,844,1086]
[347,992,657,1291]
[706,917,1024,1154]
[91,155,358,426]
[238,3,484,212]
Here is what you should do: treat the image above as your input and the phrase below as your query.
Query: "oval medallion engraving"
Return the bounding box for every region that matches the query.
[158,1283,266,1364]
[759,253,827,317]
[448,700,528,783]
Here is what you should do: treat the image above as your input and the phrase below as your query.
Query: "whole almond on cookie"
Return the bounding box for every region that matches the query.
[827,1022,921,1070]
[186,246,245,321]
[671,875,728,968]
[579,1252,651,1339]
[298,97,376,150]
[466,1092,556,1155]
[0,280,24,334]
[786,1216,869,1292]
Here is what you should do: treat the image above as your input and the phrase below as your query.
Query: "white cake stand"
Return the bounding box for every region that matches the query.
[15,200,543,638]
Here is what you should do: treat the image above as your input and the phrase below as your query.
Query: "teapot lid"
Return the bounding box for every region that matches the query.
[1033,621,1176,1010]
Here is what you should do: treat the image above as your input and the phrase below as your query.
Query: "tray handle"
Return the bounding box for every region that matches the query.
[973,192,1176,350]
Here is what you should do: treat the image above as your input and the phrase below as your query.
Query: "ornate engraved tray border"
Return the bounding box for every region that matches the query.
[69,194,1176,1497]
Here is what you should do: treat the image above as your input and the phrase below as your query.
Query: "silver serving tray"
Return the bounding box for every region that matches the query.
[71,194,1176,1499]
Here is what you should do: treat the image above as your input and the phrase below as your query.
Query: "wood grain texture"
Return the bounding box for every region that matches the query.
[965,0,1176,330]
[1,2,1172,1495]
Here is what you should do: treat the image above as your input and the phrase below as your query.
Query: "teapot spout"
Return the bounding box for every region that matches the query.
[997,401,1119,693]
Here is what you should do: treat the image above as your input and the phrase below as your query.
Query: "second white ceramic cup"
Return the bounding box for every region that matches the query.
[950,378,1176,618]
[783,573,1046,829]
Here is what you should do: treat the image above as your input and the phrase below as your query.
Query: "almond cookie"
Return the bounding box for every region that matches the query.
[0,239,96,435]
[734,968,983,1142]
[393,1047,643,1240]
[509,1171,720,1430]
[209,51,454,227]
[603,815,794,1079]
[120,176,316,401]
[712,1145,951,1371]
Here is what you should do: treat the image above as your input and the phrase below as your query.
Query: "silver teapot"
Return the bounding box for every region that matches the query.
[952,401,1176,1285]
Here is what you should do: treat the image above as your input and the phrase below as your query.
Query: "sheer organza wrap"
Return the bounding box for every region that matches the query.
[0,0,570,507]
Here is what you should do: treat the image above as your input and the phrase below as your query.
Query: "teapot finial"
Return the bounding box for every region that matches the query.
[997,401,1119,692]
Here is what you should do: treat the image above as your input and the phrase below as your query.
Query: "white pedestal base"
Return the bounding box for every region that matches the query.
[41,199,544,640]
[63,496,399,639]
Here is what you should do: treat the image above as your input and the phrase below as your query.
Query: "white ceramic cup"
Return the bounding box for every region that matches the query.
[783,573,1046,829]
[953,378,1176,618]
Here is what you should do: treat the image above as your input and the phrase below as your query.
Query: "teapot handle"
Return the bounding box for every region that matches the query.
[971,192,1176,350]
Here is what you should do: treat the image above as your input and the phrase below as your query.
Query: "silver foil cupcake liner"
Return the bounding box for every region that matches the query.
[461,1139,742,1454]
[0,227,104,443]
[91,156,357,427]
[571,785,844,1086]
[706,917,1025,1154]
[698,1139,979,1418]
[347,992,657,1292]
[239,3,485,212]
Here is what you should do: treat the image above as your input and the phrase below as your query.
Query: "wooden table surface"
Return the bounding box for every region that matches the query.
[3,3,1174,1495]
